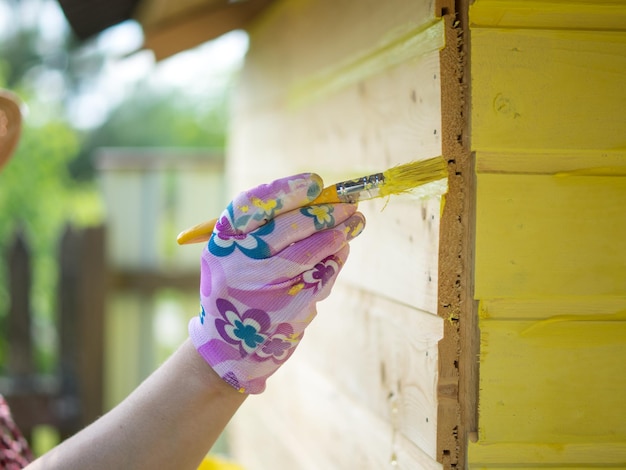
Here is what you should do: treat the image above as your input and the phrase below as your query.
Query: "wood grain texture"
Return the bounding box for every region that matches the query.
[226,0,448,467]
[229,362,443,470]
[229,50,443,190]
[228,282,444,467]
[475,173,626,299]
[471,27,626,153]
[470,0,626,31]
[476,149,626,175]
[470,313,626,465]
[470,1,626,467]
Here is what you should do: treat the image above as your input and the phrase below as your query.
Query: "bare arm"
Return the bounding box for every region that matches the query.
[26,339,247,470]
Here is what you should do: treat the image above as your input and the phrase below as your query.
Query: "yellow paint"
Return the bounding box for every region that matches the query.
[475,173,626,299]
[471,27,626,153]
[554,166,626,177]
[250,196,278,214]
[288,18,444,108]
[471,0,626,31]
[288,283,305,295]
[470,310,626,465]
[476,149,626,175]
[470,2,626,467]
[521,309,626,337]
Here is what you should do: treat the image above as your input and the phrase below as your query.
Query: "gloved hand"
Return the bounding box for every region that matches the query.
[189,173,365,394]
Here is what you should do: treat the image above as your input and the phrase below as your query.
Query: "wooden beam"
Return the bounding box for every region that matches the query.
[435,0,478,467]
[140,0,275,61]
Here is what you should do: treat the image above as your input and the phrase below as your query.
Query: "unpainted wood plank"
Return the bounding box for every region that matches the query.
[140,0,274,61]
[295,282,443,457]
[475,173,626,299]
[471,28,626,153]
[229,50,443,191]
[229,361,443,470]
[470,0,626,31]
[474,318,626,446]
[339,195,442,314]
[244,0,437,98]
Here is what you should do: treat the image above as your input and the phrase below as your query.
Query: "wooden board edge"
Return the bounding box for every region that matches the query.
[436,0,479,468]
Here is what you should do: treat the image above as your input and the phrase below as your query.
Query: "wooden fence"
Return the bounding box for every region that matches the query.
[1,224,106,442]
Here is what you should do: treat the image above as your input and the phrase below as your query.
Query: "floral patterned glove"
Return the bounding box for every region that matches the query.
[189,173,365,394]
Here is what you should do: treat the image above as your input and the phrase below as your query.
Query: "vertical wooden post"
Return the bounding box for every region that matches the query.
[7,230,34,377]
[57,225,82,436]
[76,226,106,427]
[57,224,106,433]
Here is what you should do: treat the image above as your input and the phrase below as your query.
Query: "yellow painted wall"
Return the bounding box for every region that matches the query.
[469,0,626,467]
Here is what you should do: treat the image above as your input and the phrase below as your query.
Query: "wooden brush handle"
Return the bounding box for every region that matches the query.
[176,185,341,245]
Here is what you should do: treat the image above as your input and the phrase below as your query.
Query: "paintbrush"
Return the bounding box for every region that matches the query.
[176,155,447,245]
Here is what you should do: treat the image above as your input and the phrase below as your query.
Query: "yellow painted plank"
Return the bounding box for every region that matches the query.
[471,0,626,31]
[475,149,626,175]
[480,297,626,320]
[475,173,626,298]
[471,28,626,153]
[475,317,626,448]
[469,442,626,467]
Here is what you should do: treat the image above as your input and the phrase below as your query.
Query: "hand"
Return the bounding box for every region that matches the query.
[188,173,365,393]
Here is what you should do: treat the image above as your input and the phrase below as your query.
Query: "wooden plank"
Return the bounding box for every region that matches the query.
[229,0,443,190]
[295,282,443,458]
[244,0,437,97]
[471,28,626,153]
[475,173,626,299]
[435,7,478,467]
[6,231,34,376]
[339,195,442,314]
[469,443,626,468]
[475,318,626,444]
[289,19,444,108]
[469,316,626,467]
[476,149,626,175]
[229,360,443,470]
[229,50,443,190]
[140,0,275,61]
[470,0,626,31]
[481,297,626,321]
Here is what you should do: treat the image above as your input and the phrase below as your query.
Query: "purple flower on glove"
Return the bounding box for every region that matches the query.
[215,298,271,357]
[301,256,341,293]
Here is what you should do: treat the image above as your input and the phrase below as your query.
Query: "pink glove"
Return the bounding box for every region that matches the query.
[189,173,365,394]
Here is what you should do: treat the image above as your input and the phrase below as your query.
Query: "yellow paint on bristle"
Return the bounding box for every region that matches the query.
[379,156,448,198]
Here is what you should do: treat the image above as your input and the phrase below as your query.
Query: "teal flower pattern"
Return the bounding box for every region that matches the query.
[300,204,335,230]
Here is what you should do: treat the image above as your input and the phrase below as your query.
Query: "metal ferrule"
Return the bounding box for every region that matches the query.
[335,172,385,203]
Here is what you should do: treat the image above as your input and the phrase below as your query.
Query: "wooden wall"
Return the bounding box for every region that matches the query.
[225,0,453,467]
[468,0,626,467]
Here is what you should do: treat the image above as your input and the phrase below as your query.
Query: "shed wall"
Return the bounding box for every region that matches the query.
[468,1,626,467]
[225,0,448,467]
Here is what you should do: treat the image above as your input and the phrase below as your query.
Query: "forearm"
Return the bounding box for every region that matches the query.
[26,339,247,470]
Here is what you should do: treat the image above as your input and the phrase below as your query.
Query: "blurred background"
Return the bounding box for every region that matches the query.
[0,0,248,456]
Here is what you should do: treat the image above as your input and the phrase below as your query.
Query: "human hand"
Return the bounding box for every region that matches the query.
[188,173,365,393]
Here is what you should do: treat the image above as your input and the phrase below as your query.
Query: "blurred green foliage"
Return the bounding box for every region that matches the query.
[0,0,233,374]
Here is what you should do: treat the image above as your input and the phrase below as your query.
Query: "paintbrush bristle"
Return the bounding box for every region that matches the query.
[380,156,448,197]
